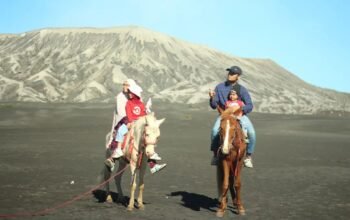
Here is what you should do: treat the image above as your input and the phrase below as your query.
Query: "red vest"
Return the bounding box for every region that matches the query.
[126,97,146,122]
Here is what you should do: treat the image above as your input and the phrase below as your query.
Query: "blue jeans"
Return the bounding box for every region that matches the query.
[211,115,256,155]
[115,124,128,142]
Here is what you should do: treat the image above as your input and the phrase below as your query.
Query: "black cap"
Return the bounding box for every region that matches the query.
[226,66,242,75]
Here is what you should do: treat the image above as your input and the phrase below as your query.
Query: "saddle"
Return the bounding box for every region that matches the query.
[118,124,145,168]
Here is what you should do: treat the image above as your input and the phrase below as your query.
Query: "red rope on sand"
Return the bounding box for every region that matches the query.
[0,164,130,219]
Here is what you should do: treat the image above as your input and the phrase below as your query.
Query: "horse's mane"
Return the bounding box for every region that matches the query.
[132,113,157,136]
[144,113,157,126]
[220,108,244,146]
[221,108,236,121]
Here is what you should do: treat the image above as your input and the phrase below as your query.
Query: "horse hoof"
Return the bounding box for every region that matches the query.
[127,206,134,211]
[138,205,145,210]
[216,210,225,218]
[238,208,246,215]
[106,195,113,203]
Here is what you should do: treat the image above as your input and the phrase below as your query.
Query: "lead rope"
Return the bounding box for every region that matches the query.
[0,164,130,219]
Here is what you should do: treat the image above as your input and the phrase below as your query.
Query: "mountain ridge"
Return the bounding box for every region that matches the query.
[0,26,349,114]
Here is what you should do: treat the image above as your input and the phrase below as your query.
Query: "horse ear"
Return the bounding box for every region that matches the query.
[156,118,166,127]
[147,111,155,116]
[145,98,152,113]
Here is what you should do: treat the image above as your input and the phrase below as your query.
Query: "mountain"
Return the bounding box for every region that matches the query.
[0,26,349,114]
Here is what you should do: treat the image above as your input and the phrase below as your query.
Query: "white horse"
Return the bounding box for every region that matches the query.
[104,113,165,211]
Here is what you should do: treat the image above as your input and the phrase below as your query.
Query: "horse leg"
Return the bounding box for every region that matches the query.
[216,161,229,218]
[136,156,147,210]
[229,175,236,207]
[137,182,145,210]
[115,159,126,204]
[234,162,245,215]
[104,168,113,202]
[216,164,223,203]
[127,165,137,211]
[103,148,113,203]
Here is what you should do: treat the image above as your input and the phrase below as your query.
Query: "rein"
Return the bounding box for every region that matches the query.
[130,119,160,169]
[142,116,160,147]
[142,125,158,147]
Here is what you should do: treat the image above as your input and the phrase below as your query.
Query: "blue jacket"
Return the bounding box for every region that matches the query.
[209,81,253,115]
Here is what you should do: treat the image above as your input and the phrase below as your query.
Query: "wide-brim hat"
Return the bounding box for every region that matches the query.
[124,79,136,87]
[128,84,142,98]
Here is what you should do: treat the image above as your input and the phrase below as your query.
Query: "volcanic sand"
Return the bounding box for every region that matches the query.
[0,102,349,220]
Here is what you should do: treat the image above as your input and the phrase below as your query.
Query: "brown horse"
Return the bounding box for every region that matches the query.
[216,108,247,217]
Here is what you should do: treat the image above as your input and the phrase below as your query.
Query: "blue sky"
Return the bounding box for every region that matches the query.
[1,0,349,93]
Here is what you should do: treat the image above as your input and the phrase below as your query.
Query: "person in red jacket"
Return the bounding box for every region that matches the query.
[127,84,166,173]
[225,89,248,140]
[225,89,245,113]
[125,87,146,122]
[105,83,166,174]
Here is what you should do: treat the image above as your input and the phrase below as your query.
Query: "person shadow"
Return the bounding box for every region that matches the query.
[169,191,219,212]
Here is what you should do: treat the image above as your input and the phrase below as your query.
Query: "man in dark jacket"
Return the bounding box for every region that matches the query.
[209,66,256,168]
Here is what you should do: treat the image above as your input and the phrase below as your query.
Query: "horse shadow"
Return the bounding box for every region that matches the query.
[92,189,129,207]
[169,191,219,212]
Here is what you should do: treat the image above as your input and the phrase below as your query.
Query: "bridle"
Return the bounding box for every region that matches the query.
[129,119,160,169]
[220,116,237,153]
[219,115,244,177]
[142,124,159,147]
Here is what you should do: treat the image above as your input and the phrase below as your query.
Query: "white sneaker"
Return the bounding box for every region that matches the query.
[149,153,162,161]
[150,163,167,174]
[111,148,123,159]
[104,158,115,171]
[211,156,218,166]
[244,157,253,168]
[243,129,249,143]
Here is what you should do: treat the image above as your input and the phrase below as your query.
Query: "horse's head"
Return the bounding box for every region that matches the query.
[143,113,165,157]
[220,109,240,155]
